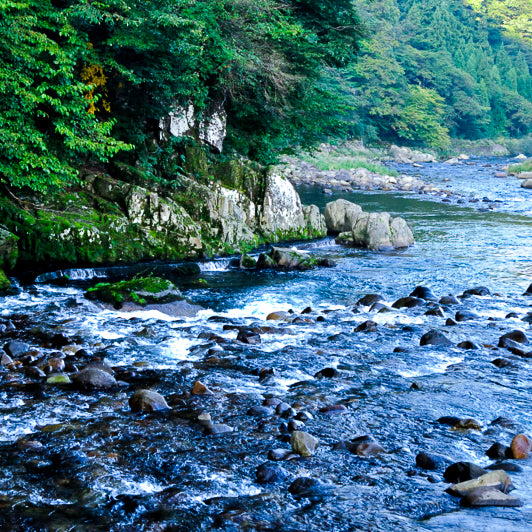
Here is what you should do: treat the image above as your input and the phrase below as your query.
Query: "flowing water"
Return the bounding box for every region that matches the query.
[0,158,531,531]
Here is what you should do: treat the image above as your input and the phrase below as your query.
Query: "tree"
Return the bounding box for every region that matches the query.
[0,0,129,191]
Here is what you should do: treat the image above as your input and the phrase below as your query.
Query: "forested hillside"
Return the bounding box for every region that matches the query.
[0,0,362,191]
[342,0,532,148]
[1,0,532,194]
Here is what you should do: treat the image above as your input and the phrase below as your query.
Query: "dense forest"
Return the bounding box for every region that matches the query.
[0,0,531,193]
[340,0,532,148]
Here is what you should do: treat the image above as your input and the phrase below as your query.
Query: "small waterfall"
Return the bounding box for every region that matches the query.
[198,258,235,272]
[35,268,108,283]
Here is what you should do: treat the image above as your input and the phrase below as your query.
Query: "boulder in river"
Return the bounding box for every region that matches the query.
[498,330,529,348]
[446,470,513,497]
[72,367,117,390]
[509,433,532,459]
[129,389,169,412]
[324,199,414,250]
[85,277,203,316]
[460,488,522,508]
[410,286,438,301]
[416,452,450,471]
[257,247,334,271]
[291,430,318,457]
[255,463,288,484]
[420,330,453,346]
[444,462,488,483]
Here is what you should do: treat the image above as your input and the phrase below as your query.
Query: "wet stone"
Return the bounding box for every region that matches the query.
[129,389,169,413]
[492,358,516,368]
[237,329,261,345]
[444,462,488,483]
[445,318,457,326]
[319,404,348,415]
[462,286,491,297]
[486,462,522,473]
[191,380,213,395]
[3,340,29,358]
[255,463,288,484]
[420,330,453,346]
[247,406,275,418]
[499,330,529,348]
[410,286,438,301]
[439,295,460,306]
[455,310,480,322]
[509,433,532,459]
[288,477,334,501]
[72,367,117,390]
[486,442,510,460]
[206,423,233,436]
[314,367,339,379]
[268,449,299,461]
[287,419,305,432]
[425,307,444,317]
[460,488,522,508]
[46,374,71,385]
[457,341,480,350]
[354,320,378,332]
[416,452,450,471]
[447,470,513,497]
[392,296,425,309]
[356,294,383,307]
[290,431,318,457]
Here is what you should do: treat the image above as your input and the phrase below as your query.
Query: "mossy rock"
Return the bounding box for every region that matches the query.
[0,269,12,296]
[240,255,257,268]
[86,277,183,309]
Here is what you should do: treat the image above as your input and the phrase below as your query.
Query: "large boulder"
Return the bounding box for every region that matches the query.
[324,199,362,233]
[521,179,532,189]
[326,199,414,250]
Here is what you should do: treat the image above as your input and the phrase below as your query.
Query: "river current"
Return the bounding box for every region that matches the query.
[0,158,531,531]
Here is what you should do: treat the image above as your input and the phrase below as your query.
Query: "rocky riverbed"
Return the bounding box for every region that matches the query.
[0,157,532,531]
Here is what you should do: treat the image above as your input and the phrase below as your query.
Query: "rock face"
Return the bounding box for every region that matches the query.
[160,101,227,153]
[0,227,18,271]
[0,157,325,271]
[325,199,414,250]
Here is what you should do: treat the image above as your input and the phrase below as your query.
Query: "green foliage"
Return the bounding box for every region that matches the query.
[509,159,532,174]
[0,0,130,192]
[343,0,532,146]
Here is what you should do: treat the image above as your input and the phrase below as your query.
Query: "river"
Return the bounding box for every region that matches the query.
[0,158,531,531]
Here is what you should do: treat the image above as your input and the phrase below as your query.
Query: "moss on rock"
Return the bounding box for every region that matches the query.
[86,277,182,308]
[0,269,11,295]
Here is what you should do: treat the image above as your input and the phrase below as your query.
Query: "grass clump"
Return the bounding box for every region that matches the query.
[509,159,532,175]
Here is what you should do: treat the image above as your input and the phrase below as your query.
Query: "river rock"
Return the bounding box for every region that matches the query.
[451,418,482,431]
[439,295,460,305]
[393,296,425,309]
[247,406,275,417]
[524,283,532,295]
[420,330,453,346]
[319,404,348,415]
[457,341,480,350]
[206,423,233,436]
[290,431,318,457]
[410,286,438,301]
[237,329,261,345]
[354,320,378,332]
[486,443,510,460]
[462,286,491,297]
[460,488,522,508]
[356,294,383,306]
[191,380,213,395]
[288,477,334,501]
[72,367,117,390]
[416,452,450,471]
[521,179,532,189]
[509,434,532,459]
[129,389,169,412]
[447,470,513,497]
[455,310,480,322]
[324,199,363,233]
[444,462,488,483]
[3,341,29,358]
[255,463,288,484]
[268,449,299,461]
[498,330,529,348]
